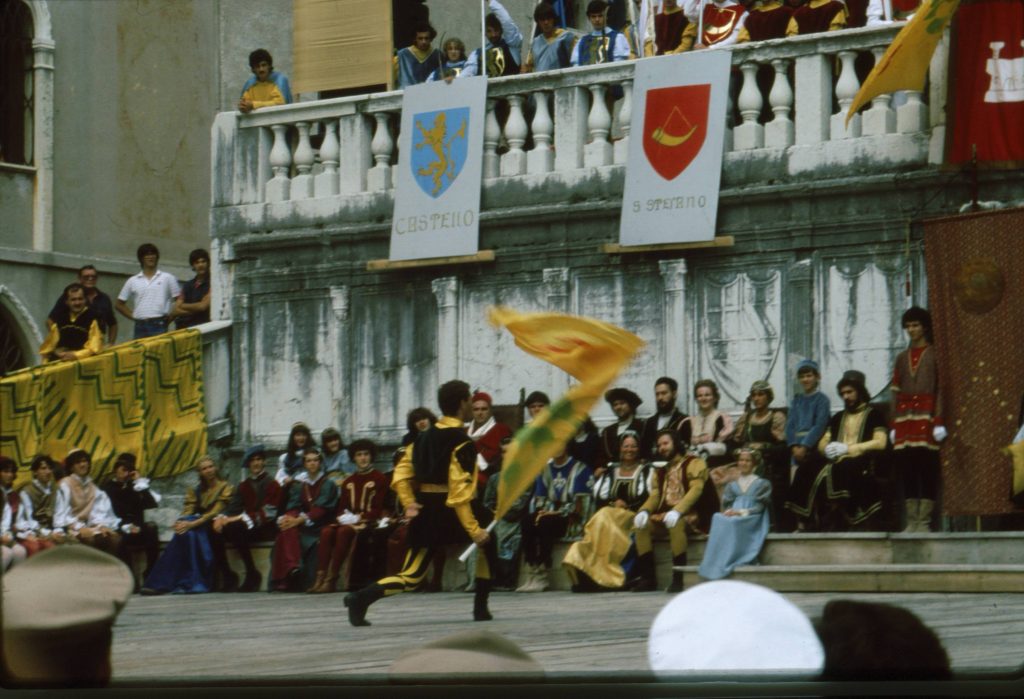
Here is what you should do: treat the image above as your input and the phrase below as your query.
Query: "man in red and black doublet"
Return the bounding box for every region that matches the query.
[268,450,338,592]
[345,380,497,626]
[465,391,513,490]
[211,444,282,592]
[310,439,390,593]
[738,0,795,42]
[787,0,847,35]
[654,0,690,54]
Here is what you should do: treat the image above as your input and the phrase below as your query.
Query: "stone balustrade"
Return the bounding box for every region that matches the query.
[213,24,947,210]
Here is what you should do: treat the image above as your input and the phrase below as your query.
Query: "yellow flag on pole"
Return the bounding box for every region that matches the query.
[846,0,961,125]
[487,307,645,520]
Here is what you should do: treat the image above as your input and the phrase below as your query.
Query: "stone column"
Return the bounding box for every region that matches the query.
[659,259,688,389]
[31,36,55,251]
[543,268,570,392]
[432,277,460,382]
[328,286,351,434]
[232,293,253,442]
[784,257,815,395]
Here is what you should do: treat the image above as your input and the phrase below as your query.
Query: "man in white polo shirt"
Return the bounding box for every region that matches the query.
[115,243,182,339]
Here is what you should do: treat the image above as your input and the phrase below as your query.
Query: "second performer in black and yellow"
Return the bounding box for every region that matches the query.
[344,380,496,626]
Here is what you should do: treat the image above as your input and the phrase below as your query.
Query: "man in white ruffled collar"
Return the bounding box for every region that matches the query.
[465,391,512,488]
[54,448,122,556]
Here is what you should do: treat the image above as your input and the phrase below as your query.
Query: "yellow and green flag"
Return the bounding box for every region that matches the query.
[0,330,208,486]
[488,307,645,520]
[847,0,961,125]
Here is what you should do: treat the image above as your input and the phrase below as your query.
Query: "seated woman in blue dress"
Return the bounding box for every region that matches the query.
[142,456,233,594]
[697,447,772,581]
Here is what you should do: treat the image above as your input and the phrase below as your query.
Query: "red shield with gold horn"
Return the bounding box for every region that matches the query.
[642,84,710,181]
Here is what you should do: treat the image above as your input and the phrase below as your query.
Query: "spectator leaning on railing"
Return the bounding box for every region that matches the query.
[47,265,118,346]
[238,48,292,114]
[39,283,103,363]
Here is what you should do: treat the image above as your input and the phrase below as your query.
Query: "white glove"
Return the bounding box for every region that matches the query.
[933,425,948,442]
[824,442,849,460]
[703,442,727,457]
[476,453,489,471]
[337,511,361,526]
[633,510,650,529]
[889,429,896,444]
[132,477,150,491]
[663,510,681,528]
[377,517,390,529]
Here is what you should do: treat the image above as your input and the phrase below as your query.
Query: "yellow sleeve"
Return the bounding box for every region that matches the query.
[678,22,697,51]
[195,483,233,526]
[72,320,103,360]
[447,441,480,538]
[181,487,197,516]
[737,26,751,43]
[818,425,833,453]
[38,320,59,361]
[251,85,285,110]
[390,445,417,508]
[786,17,799,36]
[829,8,848,31]
[847,427,888,459]
[639,471,661,513]
[675,458,708,514]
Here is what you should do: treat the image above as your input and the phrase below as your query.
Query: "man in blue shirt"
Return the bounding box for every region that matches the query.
[782,358,832,531]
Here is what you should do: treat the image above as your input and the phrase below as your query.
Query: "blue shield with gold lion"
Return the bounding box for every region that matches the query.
[410,107,470,198]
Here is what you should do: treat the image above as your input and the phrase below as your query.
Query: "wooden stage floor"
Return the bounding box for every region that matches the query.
[108,588,1024,687]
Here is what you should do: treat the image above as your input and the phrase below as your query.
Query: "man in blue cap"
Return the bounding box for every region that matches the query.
[782,359,831,531]
[211,444,282,592]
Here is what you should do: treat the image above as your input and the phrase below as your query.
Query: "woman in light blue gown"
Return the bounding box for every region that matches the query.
[698,448,772,580]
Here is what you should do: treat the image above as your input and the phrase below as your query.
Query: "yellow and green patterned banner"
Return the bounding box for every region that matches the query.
[0,330,207,485]
[488,307,645,520]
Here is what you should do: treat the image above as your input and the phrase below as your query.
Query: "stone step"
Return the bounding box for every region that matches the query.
[688,532,1024,566]
[675,563,1024,593]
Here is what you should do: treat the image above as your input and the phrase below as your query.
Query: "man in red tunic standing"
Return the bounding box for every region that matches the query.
[890,307,946,532]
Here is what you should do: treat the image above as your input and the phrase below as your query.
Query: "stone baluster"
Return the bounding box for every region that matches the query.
[367,112,393,192]
[584,83,612,167]
[897,89,928,134]
[315,118,340,197]
[765,58,794,149]
[613,80,632,164]
[734,62,764,150]
[483,99,501,180]
[501,94,528,177]
[265,124,291,202]
[291,121,315,199]
[830,50,862,139]
[862,47,895,136]
[527,90,554,175]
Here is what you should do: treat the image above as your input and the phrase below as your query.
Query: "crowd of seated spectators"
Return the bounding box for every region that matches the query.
[2,307,953,598]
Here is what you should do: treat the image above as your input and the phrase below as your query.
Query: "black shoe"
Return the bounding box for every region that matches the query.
[630,577,657,592]
[344,583,385,627]
[140,587,165,596]
[473,579,493,621]
[239,571,262,593]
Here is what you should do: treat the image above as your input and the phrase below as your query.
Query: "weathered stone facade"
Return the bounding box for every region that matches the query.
[210,26,1024,451]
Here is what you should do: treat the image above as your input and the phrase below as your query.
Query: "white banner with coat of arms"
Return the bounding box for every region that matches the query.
[619,50,731,246]
[390,76,487,261]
